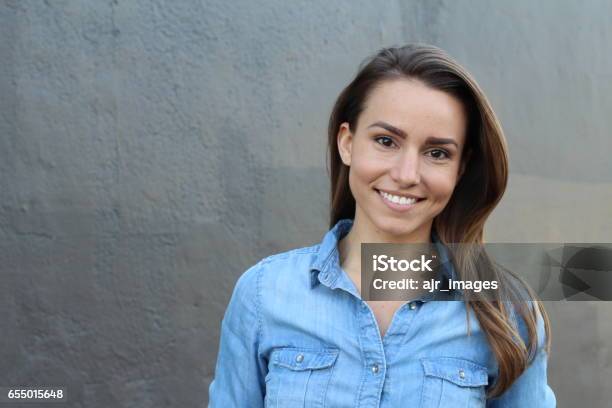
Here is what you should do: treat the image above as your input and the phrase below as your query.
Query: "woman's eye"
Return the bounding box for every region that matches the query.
[426,149,450,160]
[374,136,396,148]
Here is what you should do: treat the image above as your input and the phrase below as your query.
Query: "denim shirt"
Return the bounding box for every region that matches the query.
[208,219,556,407]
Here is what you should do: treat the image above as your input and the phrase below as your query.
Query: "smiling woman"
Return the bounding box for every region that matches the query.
[208,44,556,407]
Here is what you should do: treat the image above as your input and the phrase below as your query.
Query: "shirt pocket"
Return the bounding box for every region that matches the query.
[419,357,489,408]
[264,347,339,408]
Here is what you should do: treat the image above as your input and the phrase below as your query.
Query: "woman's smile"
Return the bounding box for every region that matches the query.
[375,188,425,213]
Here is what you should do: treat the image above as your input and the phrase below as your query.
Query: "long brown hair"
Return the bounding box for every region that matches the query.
[326,44,551,398]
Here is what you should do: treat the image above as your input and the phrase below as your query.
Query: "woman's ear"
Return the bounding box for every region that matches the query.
[337,122,353,166]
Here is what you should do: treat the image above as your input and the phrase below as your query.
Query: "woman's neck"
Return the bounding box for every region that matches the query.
[338,207,433,278]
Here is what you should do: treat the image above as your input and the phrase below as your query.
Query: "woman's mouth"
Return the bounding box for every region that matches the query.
[375,189,425,212]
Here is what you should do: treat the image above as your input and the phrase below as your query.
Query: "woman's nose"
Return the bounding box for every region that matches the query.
[390,150,421,186]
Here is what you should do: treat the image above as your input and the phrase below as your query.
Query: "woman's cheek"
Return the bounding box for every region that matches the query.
[352,156,383,184]
[428,170,459,201]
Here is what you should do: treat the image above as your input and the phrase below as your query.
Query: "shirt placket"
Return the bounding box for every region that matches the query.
[320,255,388,408]
[353,297,387,408]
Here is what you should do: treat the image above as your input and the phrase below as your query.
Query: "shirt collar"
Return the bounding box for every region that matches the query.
[309,218,459,294]
[309,219,354,289]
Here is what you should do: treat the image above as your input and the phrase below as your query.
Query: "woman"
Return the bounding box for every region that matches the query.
[209,44,556,407]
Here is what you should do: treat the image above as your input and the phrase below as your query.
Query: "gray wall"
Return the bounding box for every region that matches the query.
[1,0,611,406]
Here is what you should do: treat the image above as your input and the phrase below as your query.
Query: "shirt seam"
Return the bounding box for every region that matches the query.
[261,245,319,264]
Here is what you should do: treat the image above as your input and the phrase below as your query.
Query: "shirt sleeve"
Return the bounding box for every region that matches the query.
[208,261,267,407]
[486,303,556,407]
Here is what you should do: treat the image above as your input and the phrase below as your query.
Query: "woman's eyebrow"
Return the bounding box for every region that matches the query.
[367,121,459,147]
[367,121,407,138]
[424,136,459,148]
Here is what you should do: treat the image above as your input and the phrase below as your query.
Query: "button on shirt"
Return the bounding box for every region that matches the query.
[208,219,556,407]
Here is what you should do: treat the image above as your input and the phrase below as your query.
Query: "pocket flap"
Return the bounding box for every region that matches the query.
[421,357,489,387]
[271,347,339,371]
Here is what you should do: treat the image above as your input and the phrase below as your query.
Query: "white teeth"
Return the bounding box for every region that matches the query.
[379,190,418,206]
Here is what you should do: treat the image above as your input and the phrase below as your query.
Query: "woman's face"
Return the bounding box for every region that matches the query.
[337,78,468,241]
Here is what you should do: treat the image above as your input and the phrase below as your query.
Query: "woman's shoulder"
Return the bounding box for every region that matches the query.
[234,244,322,293]
[497,270,550,353]
[504,299,550,355]
[259,244,321,266]
[226,244,326,328]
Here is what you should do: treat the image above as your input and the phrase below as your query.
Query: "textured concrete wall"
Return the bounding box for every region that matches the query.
[1,0,611,406]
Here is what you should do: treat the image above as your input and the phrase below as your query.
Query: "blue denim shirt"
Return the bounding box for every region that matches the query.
[209,219,556,407]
